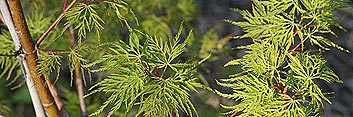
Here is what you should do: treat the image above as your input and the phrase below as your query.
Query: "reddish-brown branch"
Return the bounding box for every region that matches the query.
[293,29,298,36]
[83,0,90,4]
[75,62,88,117]
[63,0,69,9]
[171,111,175,117]
[230,111,238,117]
[7,0,60,116]
[274,82,283,93]
[291,23,315,54]
[45,76,69,116]
[36,0,78,46]
[38,48,66,53]
[289,41,302,54]
[67,27,74,45]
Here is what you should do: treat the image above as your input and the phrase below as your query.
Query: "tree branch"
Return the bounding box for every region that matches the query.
[6,0,60,116]
[45,76,69,117]
[0,0,46,116]
[289,41,302,54]
[38,48,66,53]
[36,0,78,46]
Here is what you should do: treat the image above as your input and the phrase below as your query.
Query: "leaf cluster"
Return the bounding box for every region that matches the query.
[0,32,22,88]
[218,0,347,116]
[60,86,102,117]
[37,53,62,83]
[57,0,138,86]
[64,0,137,41]
[85,24,206,117]
[0,102,12,116]
[64,3,105,40]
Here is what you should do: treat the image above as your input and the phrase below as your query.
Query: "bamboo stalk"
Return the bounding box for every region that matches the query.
[6,0,60,116]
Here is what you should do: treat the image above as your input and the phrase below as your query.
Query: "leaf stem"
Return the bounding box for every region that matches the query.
[38,48,66,53]
[289,41,302,54]
[230,111,238,117]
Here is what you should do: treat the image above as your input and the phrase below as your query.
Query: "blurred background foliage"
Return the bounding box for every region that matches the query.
[0,0,352,116]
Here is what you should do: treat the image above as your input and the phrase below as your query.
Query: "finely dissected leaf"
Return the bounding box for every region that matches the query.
[104,0,138,24]
[0,31,23,88]
[64,1,138,41]
[219,0,347,116]
[287,52,340,103]
[86,24,206,116]
[0,102,12,116]
[68,45,92,86]
[64,3,104,40]
[216,74,285,117]
[37,53,62,83]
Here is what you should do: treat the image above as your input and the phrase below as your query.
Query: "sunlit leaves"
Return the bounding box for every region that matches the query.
[216,74,285,117]
[26,5,64,49]
[0,32,22,88]
[146,24,193,72]
[64,3,104,40]
[135,79,197,117]
[229,0,347,51]
[68,46,92,86]
[287,52,341,103]
[87,73,145,116]
[219,0,347,116]
[103,0,138,24]
[37,53,62,82]
[86,24,205,116]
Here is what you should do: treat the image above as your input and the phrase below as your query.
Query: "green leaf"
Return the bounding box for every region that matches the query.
[219,0,347,116]
[64,3,105,40]
[86,23,206,116]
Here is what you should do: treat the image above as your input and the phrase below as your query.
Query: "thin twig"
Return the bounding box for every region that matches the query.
[75,62,88,117]
[0,12,4,24]
[63,0,69,10]
[61,0,88,116]
[36,0,78,46]
[172,111,175,117]
[38,48,66,53]
[289,41,302,54]
[46,77,70,117]
[83,0,90,4]
[230,111,238,117]
[68,26,75,45]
